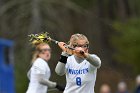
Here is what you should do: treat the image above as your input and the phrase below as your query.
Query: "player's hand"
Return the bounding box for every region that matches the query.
[58,42,74,55]
[73,49,85,58]
[73,50,84,58]
[58,42,66,51]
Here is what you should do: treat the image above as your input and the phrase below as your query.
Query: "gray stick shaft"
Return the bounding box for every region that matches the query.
[50,38,75,50]
[50,39,59,44]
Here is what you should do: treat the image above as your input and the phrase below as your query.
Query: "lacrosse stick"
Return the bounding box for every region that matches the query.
[28,32,75,50]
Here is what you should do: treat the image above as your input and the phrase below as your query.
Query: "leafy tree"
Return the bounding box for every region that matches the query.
[111,18,140,74]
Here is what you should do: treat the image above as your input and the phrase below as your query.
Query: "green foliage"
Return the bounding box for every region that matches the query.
[129,0,140,16]
[111,18,140,74]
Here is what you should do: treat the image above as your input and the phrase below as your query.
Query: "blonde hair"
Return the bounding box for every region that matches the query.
[69,33,89,46]
[31,42,50,63]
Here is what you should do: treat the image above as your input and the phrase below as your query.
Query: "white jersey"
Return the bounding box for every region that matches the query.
[26,58,51,93]
[64,55,100,93]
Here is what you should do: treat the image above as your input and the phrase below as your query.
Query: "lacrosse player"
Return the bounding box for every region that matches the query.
[55,33,101,93]
[26,42,64,93]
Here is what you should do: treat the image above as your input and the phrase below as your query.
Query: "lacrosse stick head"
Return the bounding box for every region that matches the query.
[28,32,51,45]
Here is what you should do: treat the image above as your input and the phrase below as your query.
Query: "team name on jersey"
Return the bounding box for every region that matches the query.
[67,68,89,75]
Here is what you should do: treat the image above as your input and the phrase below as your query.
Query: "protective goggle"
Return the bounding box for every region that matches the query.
[38,48,51,53]
[72,44,89,48]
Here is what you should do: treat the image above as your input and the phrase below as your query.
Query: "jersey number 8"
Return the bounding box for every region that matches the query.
[76,77,81,86]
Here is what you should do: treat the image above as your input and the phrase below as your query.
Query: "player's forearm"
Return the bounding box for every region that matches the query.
[38,74,57,88]
[38,74,65,91]
[85,54,101,68]
[55,52,68,76]
[55,62,66,76]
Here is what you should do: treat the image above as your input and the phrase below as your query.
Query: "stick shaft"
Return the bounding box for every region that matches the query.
[50,38,59,44]
[50,38,75,50]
